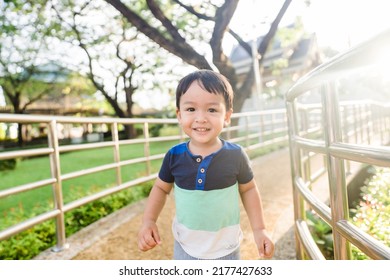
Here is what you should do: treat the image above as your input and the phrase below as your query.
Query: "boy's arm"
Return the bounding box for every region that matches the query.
[239,179,275,258]
[138,177,173,251]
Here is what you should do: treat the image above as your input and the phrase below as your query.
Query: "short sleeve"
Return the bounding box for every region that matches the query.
[158,150,175,183]
[237,147,254,184]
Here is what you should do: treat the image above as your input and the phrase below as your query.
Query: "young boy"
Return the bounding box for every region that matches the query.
[137,69,274,260]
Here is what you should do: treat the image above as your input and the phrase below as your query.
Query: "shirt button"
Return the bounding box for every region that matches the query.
[198,179,203,184]
[196,158,201,163]
[200,168,205,173]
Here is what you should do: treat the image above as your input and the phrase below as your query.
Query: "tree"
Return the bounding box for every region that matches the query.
[104,0,293,114]
[51,0,183,137]
[0,0,96,145]
[1,0,51,115]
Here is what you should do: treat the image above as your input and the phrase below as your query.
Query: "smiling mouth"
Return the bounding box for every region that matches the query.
[193,128,210,132]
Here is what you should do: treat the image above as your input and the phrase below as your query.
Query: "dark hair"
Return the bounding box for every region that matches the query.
[175,69,233,110]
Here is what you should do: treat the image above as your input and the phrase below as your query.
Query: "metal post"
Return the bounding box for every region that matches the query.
[321,82,351,260]
[112,122,122,185]
[48,120,69,252]
[342,105,351,174]
[143,122,151,176]
[286,100,305,260]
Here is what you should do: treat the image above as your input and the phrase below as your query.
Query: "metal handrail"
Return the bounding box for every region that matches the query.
[286,28,390,260]
[0,109,288,254]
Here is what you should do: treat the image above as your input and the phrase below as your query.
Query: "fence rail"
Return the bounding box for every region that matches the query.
[0,109,288,253]
[286,28,390,260]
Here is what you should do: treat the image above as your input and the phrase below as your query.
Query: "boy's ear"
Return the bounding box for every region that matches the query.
[224,108,233,126]
[176,108,181,123]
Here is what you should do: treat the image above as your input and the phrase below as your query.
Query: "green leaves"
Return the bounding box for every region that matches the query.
[307,167,390,260]
[306,210,334,259]
[0,183,152,259]
[351,167,390,248]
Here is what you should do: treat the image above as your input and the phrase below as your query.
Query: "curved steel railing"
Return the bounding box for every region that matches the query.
[286,28,390,259]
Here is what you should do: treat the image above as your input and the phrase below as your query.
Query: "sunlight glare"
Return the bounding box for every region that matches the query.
[302,0,390,50]
[231,0,390,52]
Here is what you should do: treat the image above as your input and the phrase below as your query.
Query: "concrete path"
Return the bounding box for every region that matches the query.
[35,148,296,260]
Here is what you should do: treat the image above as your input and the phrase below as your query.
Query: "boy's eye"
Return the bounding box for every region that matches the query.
[185,107,195,112]
[208,108,217,113]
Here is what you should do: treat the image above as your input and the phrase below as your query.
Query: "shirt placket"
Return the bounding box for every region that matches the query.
[194,155,213,190]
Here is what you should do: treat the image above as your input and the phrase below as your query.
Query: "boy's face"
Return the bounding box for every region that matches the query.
[176,81,232,147]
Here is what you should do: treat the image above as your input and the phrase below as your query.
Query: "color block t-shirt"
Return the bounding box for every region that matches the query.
[158,139,254,259]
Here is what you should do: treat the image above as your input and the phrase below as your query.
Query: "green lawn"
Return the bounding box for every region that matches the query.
[0,139,177,222]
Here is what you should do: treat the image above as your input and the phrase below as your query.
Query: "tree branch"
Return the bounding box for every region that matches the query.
[104,0,211,69]
[227,27,252,56]
[172,0,214,21]
[258,0,292,60]
[21,87,51,111]
[239,0,292,96]
[210,0,239,79]
[146,0,185,42]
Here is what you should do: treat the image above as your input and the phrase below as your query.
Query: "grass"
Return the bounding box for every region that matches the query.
[0,139,177,224]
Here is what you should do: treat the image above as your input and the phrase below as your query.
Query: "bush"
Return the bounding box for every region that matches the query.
[307,167,390,260]
[350,167,390,259]
[306,210,334,259]
[0,183,152,260]
[0,159,17,171]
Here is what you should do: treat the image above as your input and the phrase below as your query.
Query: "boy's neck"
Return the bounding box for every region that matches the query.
[188,138,223,158]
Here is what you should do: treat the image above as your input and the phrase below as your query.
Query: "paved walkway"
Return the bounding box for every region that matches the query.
[35,148,296,260]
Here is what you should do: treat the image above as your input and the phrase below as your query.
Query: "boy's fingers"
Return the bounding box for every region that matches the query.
[141,229,161,249]
[138,228,160,251]
[139,237,156,251]
[263,241,274,257]
[152,228,162,245]
[258,240,274,258]
[258,241,265,257]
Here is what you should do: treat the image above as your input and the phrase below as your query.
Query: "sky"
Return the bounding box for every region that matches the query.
[230,0,390,52]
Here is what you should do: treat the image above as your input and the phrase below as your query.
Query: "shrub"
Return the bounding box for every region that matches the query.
[0,159,17,171]
[0,183,152,260]
[306,210,334,259]
[350,167,390,259]
[307,167,390,260]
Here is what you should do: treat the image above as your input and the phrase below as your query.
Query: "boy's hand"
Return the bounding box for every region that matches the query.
[138,220,162,251]
[253,229,275,258]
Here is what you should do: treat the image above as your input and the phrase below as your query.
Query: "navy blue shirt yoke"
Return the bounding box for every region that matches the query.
[158,139,254,191]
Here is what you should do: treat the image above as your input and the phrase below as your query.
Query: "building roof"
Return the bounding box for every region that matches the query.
[229,32,320,78]
[26,62,72,83]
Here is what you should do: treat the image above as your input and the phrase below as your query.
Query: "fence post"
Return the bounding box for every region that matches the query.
[111,122,122,185]
[366,103,372,145]
[342,105,351,174]
[286,100,305,260]
[322,82,351,260]
[143,122,151,176]
[48,120,69,252]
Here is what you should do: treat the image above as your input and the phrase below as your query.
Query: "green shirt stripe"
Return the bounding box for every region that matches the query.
[174,183,240,232]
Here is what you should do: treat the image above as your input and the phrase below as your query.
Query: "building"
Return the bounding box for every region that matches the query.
[230,29,322,109]
[0,62,99,116]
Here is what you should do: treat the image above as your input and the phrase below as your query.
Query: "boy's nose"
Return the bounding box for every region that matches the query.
[195,112,207,123]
